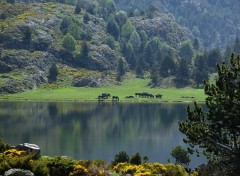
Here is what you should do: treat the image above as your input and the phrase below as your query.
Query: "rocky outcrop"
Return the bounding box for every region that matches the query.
[15,143,41,159]
[4,169,34,176]
[72,74,114,88]
[131,14,190,49]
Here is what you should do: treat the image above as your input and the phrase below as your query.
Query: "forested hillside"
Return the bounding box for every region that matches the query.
[115,0,240,49]
[0,0,239,94]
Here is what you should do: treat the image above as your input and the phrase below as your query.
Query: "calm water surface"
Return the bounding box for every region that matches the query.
[0,101,205,168]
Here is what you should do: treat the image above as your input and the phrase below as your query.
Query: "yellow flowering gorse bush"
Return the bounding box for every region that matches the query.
[113,162,196,176]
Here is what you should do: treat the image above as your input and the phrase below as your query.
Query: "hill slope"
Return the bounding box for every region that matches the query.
[0,1,189,94]
[115,0,240,49]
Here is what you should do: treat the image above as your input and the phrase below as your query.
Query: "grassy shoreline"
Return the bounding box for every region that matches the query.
[0,78,206,103]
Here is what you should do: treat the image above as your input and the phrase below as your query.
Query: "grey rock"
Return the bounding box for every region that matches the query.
[4,169,34,176]
[85,44,127,71]
[15,143,41,159]
[72,76,100,87]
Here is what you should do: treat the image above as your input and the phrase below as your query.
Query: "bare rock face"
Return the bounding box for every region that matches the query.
[4,169,34,176]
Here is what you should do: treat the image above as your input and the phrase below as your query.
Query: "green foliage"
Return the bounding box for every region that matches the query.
[115,11,128,28]
[171,146,190,165]
[67,23,82,40]
[130,152,142,165]
[69,164,88,176]
[98,0,116,19]
[143,37,161,67]
[150,66,158,86]
[62,33,76,52]
[138,30,148,51]
[179,40,194,63]
[48,63,58,83]
[121,19,135,40]
[135,61,144,78]
[128,30,141,52]
[60,16,73,34]
[177,58,190,81]
[113,162,191,176]
[206,48,222,72]
[194,54,209,87]
[83,13,90,23]
[112,151,129,166]
[0,155,31,175]
[193,38,200,51]
[29,159,50,176]
[124,42,136,69]
[0,139,9,153]
[80,41,89,58]
[46,156,76,176]
[103,35,115,50]
[106,19,120,40]
[179,54,240,175]
[74,4,81,14]
[116,58,126,81]
[160,56,177,77]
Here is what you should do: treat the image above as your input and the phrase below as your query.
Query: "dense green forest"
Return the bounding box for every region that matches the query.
[0,0,240,94]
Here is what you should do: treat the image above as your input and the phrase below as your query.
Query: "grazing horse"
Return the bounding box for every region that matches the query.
[156,94,162,99]
[155,94,162,99]
[149,94,154,98]
[126,96,134,98]
[101,93,111,99]
[112,96,119,101]
[98,95,104,101]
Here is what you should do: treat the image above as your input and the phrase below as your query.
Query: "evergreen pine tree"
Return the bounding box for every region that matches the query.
[48,63,58,83]
[106,19,120,40]
[150,66,159,86]
[116,58,125,81]
[179,54,240,175]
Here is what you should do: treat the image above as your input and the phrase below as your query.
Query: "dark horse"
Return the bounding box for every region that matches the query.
[98,93,111,101]
[155,94,162,99]
[112,96,119,101]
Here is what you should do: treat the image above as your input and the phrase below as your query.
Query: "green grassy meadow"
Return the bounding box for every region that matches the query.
[0,78,206,102]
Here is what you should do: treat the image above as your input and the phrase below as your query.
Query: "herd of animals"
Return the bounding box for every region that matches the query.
[97,92,163,101]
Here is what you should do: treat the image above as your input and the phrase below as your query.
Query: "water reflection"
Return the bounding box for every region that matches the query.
[0,101,204,167]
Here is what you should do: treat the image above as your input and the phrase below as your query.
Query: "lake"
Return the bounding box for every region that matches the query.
[0,101,205,168]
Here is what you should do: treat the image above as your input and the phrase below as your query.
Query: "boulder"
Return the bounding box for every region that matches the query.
[4,169,34,176]
[15,143,40,159]
[72,76,100,87]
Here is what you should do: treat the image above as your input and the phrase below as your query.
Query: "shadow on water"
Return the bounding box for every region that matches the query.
[0,101,206,168]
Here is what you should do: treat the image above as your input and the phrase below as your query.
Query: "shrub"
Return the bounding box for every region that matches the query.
[122,165,138,175]
[165,164,187,176]
[62,33,76,52]
[113,162,128,173]
[69,164,88,176]
[151,163,167,174]
[29,159,50,176]
[0,154,33,175]
[0,139,10,152]
[46,156,76,176]
[112,151,129,166]
[3,149,27,158]
[130,152,142,165]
